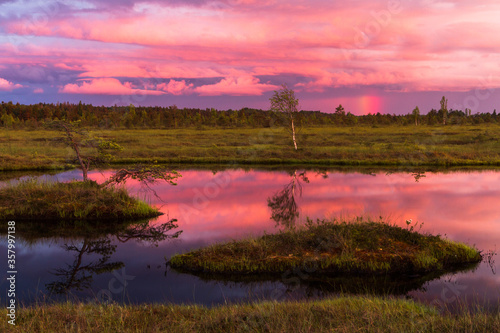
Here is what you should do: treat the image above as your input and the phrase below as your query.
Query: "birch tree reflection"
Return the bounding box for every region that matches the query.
[267,171,309,229]
[46,219,181,296]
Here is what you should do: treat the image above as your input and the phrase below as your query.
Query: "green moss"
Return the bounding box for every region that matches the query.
[0,178,160,221]
[169,218,482,276]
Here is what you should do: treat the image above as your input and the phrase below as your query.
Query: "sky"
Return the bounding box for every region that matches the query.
[0,0,500,115]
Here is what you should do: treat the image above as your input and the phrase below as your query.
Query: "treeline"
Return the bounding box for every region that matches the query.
[0,101,499,129]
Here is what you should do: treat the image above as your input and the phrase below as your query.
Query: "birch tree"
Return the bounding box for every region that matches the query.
[440,96,448,125]
[270,84,299,150]
[412,106,420,126]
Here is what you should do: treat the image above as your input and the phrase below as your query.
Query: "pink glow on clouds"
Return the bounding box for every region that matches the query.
[89,168,500,249]
[0,78,23,91]
[157,80,194,95]
[1,0,500,109]
[60,78,165,95]
[81,167,500,251]
[195,76,278,96]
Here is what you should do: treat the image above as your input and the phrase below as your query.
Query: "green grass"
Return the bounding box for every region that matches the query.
[2,124,500,170]
[0,179,161,221]
[169,218,482,276]
[2,296,500,332]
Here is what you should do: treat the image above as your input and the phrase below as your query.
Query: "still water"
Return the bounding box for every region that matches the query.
[1,168,499,311]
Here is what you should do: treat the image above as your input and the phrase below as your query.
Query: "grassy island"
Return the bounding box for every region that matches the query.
[0,179,160,221]
[169,219,482,276]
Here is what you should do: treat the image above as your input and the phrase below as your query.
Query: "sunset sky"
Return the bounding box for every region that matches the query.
[1,0,499,114]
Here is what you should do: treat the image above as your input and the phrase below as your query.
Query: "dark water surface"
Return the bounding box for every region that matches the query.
[1,168,499,312]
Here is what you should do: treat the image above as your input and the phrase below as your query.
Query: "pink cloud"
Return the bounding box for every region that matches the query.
[3,0,500,96]
[33,88,44,93]
[0,78,23,91]
[157,80,194,95]
[59,78,165,95]
[195,76,278,96]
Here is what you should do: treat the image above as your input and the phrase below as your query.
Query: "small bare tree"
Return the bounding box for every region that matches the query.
[48,120,180,188]
[270,84,299,150]
[48,121,122,181]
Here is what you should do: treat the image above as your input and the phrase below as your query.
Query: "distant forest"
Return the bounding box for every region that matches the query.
[0,101,498,129]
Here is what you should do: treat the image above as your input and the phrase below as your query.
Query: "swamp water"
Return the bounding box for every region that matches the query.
[1,168,499,312]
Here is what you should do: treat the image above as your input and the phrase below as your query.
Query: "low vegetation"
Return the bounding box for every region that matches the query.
[2,125,500,171]
[0,179,160,221]
[3,296,500,332]
[169,218,482,276]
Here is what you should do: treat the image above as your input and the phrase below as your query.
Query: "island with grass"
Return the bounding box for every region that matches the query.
[0,179,161,221]
[169,218,482,277]
[1,105,498,332]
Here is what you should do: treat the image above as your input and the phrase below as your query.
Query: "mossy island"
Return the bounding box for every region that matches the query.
[169,218,482,277]
[0,179,161,221]
[0,121,181,223]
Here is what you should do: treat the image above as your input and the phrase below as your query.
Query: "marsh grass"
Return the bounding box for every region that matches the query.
[169,217,482,276]
[2,296,500,332]
[3,125,500,170]
[0,178,161,221]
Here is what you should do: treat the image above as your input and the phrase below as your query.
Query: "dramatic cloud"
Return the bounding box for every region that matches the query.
[1,0,500,112]
[0,78,23,91]
[157,80,194,95]
[195,76,278,96]
[59,78,164,95]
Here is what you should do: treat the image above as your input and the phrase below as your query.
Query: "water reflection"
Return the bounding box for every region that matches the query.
[114,219,182,246]
[386,170,427,182]
[484,249,497,275]
[46,238,123,295]
[1,167,500,309]
[39,219,181,297]
[267,170,309,229]
[176,262,480,300]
